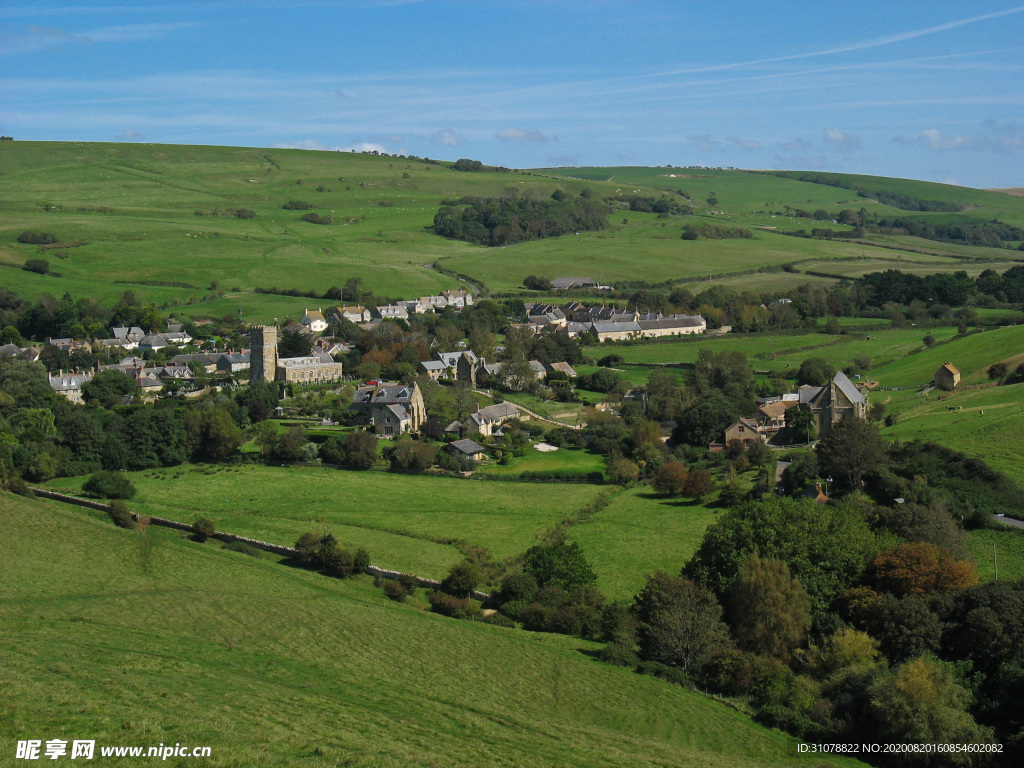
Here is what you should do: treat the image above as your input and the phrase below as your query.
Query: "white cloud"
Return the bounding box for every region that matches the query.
[777,137,812,151]
[687,134,720,151]
[726,135,761,150]
[823,128,861,152]
[496,128,554,143]
[920,128,970,150]
[431,128,462,147]
[116,128,144,141]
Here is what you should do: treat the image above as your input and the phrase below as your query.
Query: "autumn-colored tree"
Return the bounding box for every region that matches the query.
[869,656,993,762]
[870,542,980,597]
[726,554,811,662]
[683,468,716,500]
[652,460,688,495]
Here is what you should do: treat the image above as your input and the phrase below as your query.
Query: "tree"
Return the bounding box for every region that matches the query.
[683,469,716,500]
[605,454,639,485]
[870,542,979,597]
[192,517,216,542]
[278,330,312,358]
[726,554,811,662]
[441,560,481,598]
[706,193,719,208]
[24,258,50,275]
[82,370,137,406]
[343,430,378,469]
[686,496,879,612]
[672,393,738,447]
[273,426,310,461]
[786,407,817,445]
[523,541,597,591]
[652,460,688,495]
[82,470,137,500]
[868,656,992,761]
[815,417,886,490]
[632,572,733,674]
[249,420,278,457]
[796,358,834,387]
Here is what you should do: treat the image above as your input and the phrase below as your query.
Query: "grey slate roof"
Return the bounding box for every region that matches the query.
[831,370,865,405]
[449,438,485,455]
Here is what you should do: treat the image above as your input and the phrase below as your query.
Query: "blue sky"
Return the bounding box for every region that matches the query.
[2,0,1023,188]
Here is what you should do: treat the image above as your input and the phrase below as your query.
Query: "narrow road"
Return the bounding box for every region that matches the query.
[994,514,1024,530]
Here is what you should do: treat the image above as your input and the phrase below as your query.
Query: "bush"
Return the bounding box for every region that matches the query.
[500,573,539,604]
[24,258,50,275]
[18,230,57,244]
[484,612,515,628]
[192,517,216,542]
[382,579,407,602]
[427,590,481,620]
[82,470,137,500]
[598,642,640,667]
[107,499,135,530]
[301,212,332,225]
[499,599,529,620]
[221,541,263,558]
[353,547,371,573]
[441,560,481,597]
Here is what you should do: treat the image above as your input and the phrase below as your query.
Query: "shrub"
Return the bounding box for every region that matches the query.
[382,580,407,602]
[192,517,216,542]
[598,642,640,667]
[500,573,539,604]
[107,499,135,530]
[221,541,263,558]
[427,590,481,620]
[397,572,418,595]
[301,212,332,225]
[353,547,371,573]
[82,470,137,500]
[441,560,481,597]
[24,258,50,274]
[499,599,529,620]
[484,612,515,628]
[18,230,57,244]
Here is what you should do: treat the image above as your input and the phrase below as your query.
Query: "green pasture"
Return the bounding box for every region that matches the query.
[584,325,961,381]
[969,526,1024,582]
[45,463,607,577]
[2,492,864,768]
[869,324,1024,387]
[478,445,606,478]
[877,382,1024,479]
[567,486,722,602]
[5,142,1021,313]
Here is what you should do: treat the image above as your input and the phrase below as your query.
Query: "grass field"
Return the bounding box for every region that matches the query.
[45,464,608,580]
[567,486,722,602]
[876,381,1024,479]
[478,445,607,478]
[5,142,1022,313]
[969,526,1024,582]
[1,491,867,768]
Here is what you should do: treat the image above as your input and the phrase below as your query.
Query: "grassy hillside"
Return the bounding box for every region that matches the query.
[4,142,1022,317]
[0,492,866,767]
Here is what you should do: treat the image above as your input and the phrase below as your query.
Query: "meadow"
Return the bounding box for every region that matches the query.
[46,464,608,580]
[567,486,723,602]
[1,491,867,768]
[5,142,1022,314]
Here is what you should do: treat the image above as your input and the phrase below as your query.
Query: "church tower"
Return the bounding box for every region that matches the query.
[250,325,278,383]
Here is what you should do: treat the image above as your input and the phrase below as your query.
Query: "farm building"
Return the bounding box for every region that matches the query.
[934,362,961,390]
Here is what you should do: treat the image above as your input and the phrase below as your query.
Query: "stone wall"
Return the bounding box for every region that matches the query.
[29,488,491,599]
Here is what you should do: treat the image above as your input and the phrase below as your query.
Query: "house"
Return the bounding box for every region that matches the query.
[217,352,251,374]
[447,438,486,462]
[351,382,426,436]
[418,360,449,381]
[301,308,328,333]
[372,305,409,321]
[800,370,866,437]
[441,288,474,309]
[462,402,520,437]
[547,361,578,379]
[330,306,372,324]
[112,326,146,345]
[756,399,799,435]
[48,370,94,403]
[590,321,642,342]
[135,373,164,395]
[935,362,961,391]
[622,387,650,409]
[551,277,597,290]
[419,295,448,311]
[169,352,220,373]
[711,418,764,451]
[636,315,706,338]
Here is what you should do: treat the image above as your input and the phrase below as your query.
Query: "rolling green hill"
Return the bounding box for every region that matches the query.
[0,491,866,767]
[3,142,1022,318]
